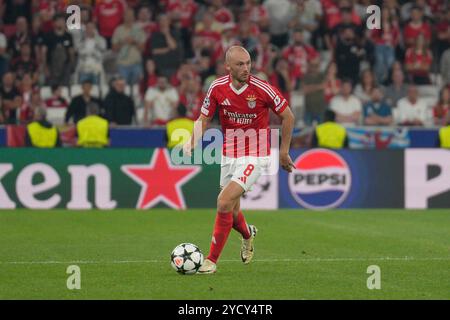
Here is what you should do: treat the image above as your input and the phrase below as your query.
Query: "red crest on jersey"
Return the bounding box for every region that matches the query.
[246,94,257,109]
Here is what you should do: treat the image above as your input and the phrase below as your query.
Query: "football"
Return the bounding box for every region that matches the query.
[170,243,204,275]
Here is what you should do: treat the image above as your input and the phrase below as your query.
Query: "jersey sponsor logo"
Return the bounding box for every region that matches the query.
[288,149,352,209]
[246,94,257,109]
[223,109,257,125]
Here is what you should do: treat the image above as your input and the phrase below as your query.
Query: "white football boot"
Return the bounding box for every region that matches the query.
[241,225,257,264]
[197,258,217,274]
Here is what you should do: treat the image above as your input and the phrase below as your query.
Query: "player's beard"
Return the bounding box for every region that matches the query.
[238,72,249,83]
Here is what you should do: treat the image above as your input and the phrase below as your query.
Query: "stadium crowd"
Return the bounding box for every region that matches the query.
[0,0,449,130]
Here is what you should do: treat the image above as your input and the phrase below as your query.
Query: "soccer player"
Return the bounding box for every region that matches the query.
[183,46,295,274]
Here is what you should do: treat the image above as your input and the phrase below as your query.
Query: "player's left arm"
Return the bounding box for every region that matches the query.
[278,107,295,173]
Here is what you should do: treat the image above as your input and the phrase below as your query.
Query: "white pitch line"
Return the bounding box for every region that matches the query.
[1,257,450,265]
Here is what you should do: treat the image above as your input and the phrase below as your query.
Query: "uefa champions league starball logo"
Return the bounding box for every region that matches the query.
[288,149,352,210]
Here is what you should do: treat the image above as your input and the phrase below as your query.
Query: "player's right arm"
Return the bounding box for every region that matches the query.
[183,86,218,156]
[183,114,212,156]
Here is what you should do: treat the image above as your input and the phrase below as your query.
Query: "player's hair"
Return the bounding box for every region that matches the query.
[225,46,250,63]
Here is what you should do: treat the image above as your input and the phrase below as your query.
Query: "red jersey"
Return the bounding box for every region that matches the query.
[167,0,198,29]
[201,75,289,157]
[214,7,234,24]
[403,22,432,45]
[282,45,319,80]
[405,48,433,77]
[94,0,126,38]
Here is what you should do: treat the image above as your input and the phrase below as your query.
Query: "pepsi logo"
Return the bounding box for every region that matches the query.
[288,149,351,209]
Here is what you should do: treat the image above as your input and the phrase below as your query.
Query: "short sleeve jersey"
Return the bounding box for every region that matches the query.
[201,75,289,157]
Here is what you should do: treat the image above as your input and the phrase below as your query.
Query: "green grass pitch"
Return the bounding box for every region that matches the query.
[0,209,449,299]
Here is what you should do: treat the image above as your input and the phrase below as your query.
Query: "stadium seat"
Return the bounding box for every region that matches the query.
[40,86,53,100]
[91,85,100,98]
[100,85,109,98]
[417,85,439,98]
[70,85,82,98]
[61,87,70,102]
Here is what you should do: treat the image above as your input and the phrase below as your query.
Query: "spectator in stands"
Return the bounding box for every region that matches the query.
[140,58,158,97]
[269,57,293,106]
[194,11,222,50]
[370,7,400,84]
[0,72,22,124]
[354,69,377,105]
[8,16,30,59]
[203,59,227,92]
[384,68,408,108]
[3,0,31,25]
[166,104,194,149]
[178,77,203,120]
[167,0,199,58]
[254,30,278,76]
[136,5,157,35]
[435,8,450,61]
[104,75,136,126]
[76,102,109,148]
[324,61,341,104]
[45,85,69,109]
[25,106,61,148]
[311,110,348,149]
[363,87,393,126]
[18,73,38,124]
[93,0,126,48]
[433,87,450,126]
[302,57,326,126]
[244,0,270,30]
[282,28,319,89]
[403,5,432,48]
[143,75,179,126]
[42,14,75,86]
[405,35,433,85]
[77,21,107,85]
[395,85,429,126]
[401,0,432,25]
[65,80,103,124]
[196,49,216,83]
[211,0,235,28]
[236,18,259,60]
[328,6,362,50]
[440,47,450,86]
[0,28,7,80]
[329,78,362,126]
[10,43,38,84]
[264,0,296,48]
[334,27,364,84]
[288,0,322,47]
[150,14,182,78]
[112,8,146,86]
[30,14,46,84]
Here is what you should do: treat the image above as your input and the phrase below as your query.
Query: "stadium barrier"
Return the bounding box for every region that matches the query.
[0,148,448,210]
[0,126,442,148]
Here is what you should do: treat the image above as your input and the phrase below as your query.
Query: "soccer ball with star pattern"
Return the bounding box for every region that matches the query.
[170,243,204,275]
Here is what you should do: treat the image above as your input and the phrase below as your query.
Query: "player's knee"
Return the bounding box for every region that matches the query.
[217,196,234,213]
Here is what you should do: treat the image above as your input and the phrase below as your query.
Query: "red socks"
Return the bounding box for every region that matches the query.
[207,212,233,263]
[233,211,251,239]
